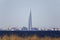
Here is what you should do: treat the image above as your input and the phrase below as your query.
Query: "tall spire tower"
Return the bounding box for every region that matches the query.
[28,8,32,31]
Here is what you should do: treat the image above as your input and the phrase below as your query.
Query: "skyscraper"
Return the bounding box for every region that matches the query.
[28,9,32,31]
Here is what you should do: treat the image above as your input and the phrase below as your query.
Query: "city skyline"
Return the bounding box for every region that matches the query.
[0,0,60,29]
[0,9,60,31]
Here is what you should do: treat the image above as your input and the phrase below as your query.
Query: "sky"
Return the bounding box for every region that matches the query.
[0,0,60,29]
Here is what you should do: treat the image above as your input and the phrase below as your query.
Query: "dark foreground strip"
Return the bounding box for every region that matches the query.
[0,31,60,37]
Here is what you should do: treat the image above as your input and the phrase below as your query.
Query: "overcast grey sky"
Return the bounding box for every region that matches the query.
[0,0,60,28]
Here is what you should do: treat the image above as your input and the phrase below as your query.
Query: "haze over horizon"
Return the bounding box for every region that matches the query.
[0,0,60,29]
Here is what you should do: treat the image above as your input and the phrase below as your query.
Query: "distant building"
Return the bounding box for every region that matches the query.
[31,27,39,31]
[21,27,28,31]
[28,9,32,31]
[27,9,39,31]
